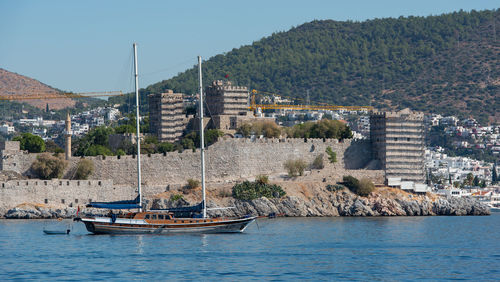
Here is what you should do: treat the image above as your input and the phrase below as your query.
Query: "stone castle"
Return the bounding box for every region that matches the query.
[0,138,381,214]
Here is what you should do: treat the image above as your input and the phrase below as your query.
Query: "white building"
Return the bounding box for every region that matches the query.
[0,124,15,134]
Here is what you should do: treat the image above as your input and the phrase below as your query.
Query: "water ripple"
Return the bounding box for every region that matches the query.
[1,215,500,280]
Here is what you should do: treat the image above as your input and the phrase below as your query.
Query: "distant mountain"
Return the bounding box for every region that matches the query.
[0,68,75,110]
[139,9,499,124]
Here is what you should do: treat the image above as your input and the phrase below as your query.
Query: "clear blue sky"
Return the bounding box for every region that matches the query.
[0,0,498,93]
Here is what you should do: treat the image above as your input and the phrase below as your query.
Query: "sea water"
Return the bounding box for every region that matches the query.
[1,214,499,280]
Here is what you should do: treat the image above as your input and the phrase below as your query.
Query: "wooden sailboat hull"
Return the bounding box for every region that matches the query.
[81,217,255,234]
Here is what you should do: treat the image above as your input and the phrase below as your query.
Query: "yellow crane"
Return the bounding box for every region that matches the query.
[249,89,373,112]
[0,90,124,101]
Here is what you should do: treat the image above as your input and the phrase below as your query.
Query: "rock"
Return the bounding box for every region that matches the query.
[1,186,491,219]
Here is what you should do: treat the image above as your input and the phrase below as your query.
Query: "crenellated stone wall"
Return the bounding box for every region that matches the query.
[88,138,363,185]
[1,138,375,186]
[0,179,118,214]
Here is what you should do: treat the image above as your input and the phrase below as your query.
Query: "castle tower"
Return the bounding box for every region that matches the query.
[370,108,425,183]
[65,112,71,160]
[148,90,186,142]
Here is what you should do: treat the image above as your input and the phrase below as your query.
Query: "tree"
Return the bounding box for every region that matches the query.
[157,142,174,153]
[473,176,480,187]
[85,145,113,156]
[144,135,159,145]
[31,153,67,179]
[75,126,114,156]
[465,173,474,186]
[285,120,352,140]
[237,121,281,138]
[45,140,64,153]
[13,133,46,153]
[493,164,498,184]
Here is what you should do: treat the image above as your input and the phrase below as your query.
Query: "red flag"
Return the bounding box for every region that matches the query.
[76,206,80,217]
[225,74,229,79]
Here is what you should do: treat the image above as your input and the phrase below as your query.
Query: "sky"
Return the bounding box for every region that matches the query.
[0,0,498,94]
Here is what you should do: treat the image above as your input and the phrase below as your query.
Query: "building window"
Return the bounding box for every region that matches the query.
[75,199,79,203]
[394,138,398,141]
[61,199,65,204]
[44,199,48,204]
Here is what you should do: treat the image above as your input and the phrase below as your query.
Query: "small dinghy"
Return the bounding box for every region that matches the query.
[43,229,70,235]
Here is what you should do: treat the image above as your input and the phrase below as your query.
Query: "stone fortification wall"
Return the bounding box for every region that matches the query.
[88,138,353,185]
[0,149,35,172]
[1,138,375,186]
[0,179,124,214]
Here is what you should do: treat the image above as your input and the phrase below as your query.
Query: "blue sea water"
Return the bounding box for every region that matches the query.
[0,214,499,281]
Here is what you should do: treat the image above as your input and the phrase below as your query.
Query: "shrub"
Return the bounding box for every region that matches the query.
[342,175,374,197]
[170,194,183,201]
[31,153,68,180]
[284,159,307,177]
[255,174,269,185]
[186,178,200,189]
[218,189,232,198]
[326,184,345,192]
[232,181,286,201]
[357,178,375,196]
[74,159,94,180]
[325,147,337,163]
[311,154,324,169]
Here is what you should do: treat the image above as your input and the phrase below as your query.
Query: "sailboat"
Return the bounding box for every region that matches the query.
[75,44,256,234]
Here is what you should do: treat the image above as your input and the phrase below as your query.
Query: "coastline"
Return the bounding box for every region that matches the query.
[2,185,490,219]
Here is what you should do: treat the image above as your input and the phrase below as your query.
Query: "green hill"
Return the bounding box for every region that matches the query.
[119,9,500,124]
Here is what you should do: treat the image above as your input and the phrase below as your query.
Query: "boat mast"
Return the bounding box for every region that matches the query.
[134,43,143,212]
[198,56,207,218]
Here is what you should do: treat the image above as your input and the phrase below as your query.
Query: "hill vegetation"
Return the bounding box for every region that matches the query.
[116,9,499,124]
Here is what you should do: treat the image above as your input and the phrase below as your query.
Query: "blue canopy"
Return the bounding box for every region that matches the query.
[87,195,141,209]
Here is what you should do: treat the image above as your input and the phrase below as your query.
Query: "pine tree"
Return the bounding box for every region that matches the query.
[493,163,498,184]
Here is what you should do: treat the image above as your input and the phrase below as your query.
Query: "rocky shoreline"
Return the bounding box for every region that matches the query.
[3,187,490,219]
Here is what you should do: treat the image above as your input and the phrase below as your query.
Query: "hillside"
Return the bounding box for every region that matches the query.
[137,9,499,124]
[0,68,75,110]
